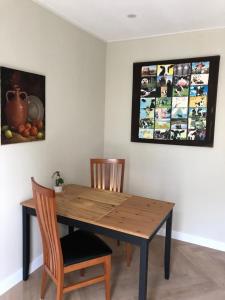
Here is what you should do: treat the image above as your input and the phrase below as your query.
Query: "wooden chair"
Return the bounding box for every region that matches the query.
[31,177,112,300]
[90,159,132,267]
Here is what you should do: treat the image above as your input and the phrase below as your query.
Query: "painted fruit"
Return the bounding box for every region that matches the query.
[37,132,44,139]
[25,122,32,129]
[22,128,30,137]
[30,126,38,136]
[36,120,43,130]
[5,130,13,139]
[18,124,26,134]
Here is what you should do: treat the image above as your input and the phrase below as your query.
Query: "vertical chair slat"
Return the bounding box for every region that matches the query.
[102,164,105,190]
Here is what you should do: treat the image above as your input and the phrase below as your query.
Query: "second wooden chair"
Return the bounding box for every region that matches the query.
[90,158,132,267]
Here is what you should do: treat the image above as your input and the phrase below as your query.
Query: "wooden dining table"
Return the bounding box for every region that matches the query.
[21,184,175,300]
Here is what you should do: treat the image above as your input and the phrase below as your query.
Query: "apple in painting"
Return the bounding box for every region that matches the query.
[25,122,32,129]
[22,128,30,137]
[17,124,26,134]
[30,126,38,136]
[37,132,44,139]
[36,120,43,130]
[32,120,43,130]
[5,130,13,139]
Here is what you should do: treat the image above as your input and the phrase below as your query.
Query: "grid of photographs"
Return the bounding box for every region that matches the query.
[138,61,210,141]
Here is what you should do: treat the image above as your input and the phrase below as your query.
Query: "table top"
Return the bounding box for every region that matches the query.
[21,184,174,239]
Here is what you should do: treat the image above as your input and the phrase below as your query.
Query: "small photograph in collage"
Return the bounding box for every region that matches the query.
[171,119,187,130]
[190,85,208,97]
[157,64,174,76]
[139,118,154,129]
[156,97,172,108]
[191,74,209,85]
[192,62,210,74]
[155,108,171,119]
[155,119,170,129]
[188,117,206,130]
[141,65,157,77]
[154,129,170,140]
[171,107,188,119]
[170,129,187,140]
[140,98,155,119]
[158,86,172,98]
[156,75,173,97]
[173,76,190,97]
[189,107,207,118]
[189,96,207,107]
[172,97,188,108]
[188,129,206,141]
[141,77,157,97]
[173,63,191,76]
[139,129,154,139]
[157,75,173,87]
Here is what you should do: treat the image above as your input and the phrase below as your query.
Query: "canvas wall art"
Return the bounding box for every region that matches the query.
[1,67,45,145]
[131,56,220,146]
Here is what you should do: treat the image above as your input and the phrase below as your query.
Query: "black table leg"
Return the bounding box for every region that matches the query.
[22,206,30,281]
[138,239,149,300]
[164,210,173,280]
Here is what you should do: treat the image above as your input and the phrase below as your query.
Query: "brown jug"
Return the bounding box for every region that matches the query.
[5,85,28,129]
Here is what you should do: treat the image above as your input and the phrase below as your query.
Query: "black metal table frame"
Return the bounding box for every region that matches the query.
[22,206,173,300]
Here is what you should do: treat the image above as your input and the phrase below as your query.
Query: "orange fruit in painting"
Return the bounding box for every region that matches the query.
[30,126,38,136]
[22,128,30,137]
[36,120,43,130]
[17,124,26,134]
[25,122,32,129]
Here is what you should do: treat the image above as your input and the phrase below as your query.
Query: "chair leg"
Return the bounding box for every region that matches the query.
[56,285,63,300]
[125,243,132,267]
[40,267,47,299]
[104,256,111,300]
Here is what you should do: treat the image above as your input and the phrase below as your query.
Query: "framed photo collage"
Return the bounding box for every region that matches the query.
[131,56,220,146]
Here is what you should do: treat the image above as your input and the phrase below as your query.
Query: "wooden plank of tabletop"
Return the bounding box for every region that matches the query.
[21,184,174,239]
[98,196,174,238]
[21,185,131,222]
[21,184,130,209]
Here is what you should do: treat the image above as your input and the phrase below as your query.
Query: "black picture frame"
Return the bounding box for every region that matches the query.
[131,56,220,147]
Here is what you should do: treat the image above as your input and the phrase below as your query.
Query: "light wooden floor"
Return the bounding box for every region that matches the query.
[1,236,225,300]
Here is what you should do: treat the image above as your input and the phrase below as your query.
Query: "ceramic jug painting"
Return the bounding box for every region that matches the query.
[5,85,28,129]
[1,67,45,145]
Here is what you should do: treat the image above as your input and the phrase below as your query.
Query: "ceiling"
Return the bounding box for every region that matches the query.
[33,0,225,42]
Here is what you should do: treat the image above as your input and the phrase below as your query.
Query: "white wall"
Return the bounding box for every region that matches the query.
[104,29,225,247]
[1,1,225,295]
[0,0,106,292]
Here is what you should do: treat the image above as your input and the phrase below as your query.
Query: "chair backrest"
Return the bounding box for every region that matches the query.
[90,159,125,192]
[31,177,63,282]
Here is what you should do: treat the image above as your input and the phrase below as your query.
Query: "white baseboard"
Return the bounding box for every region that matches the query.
[0,254,43,296]
[158,229,225,252]
[1,230,225,296]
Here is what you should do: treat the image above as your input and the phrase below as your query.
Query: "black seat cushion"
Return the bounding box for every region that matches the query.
[60,230,112,267]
